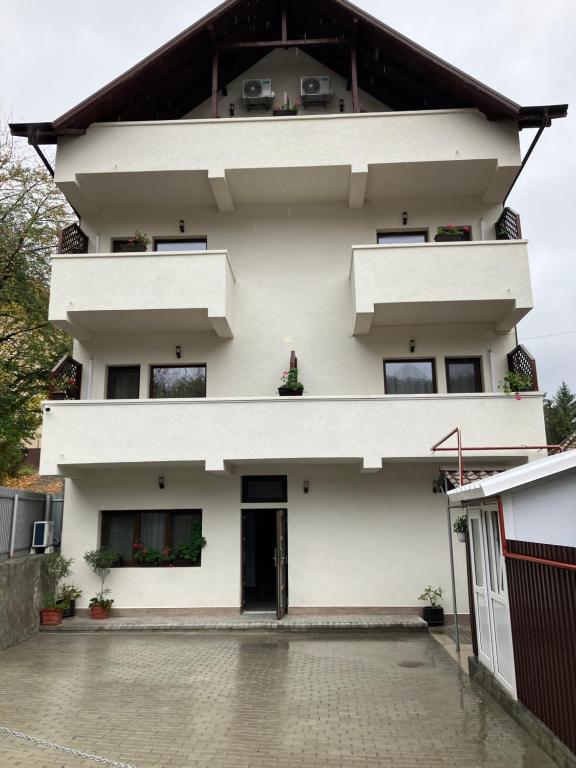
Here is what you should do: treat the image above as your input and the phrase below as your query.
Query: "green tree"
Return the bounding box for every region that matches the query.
[0,123,72,479]
[544,382,576,445]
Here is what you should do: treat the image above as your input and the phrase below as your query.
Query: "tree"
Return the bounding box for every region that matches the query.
[544,382,576,445]
[0,122,72,479]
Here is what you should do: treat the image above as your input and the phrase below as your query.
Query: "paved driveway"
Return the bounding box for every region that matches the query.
[0,632,555,768]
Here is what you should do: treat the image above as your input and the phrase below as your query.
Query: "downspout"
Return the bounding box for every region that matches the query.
[444,475,460,651]
[504,110,549,204]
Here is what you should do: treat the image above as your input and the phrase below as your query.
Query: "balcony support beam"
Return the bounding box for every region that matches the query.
[361,456,383,473]
[349,164,368,208]
[208,169,234,212]
[205,459,231,475]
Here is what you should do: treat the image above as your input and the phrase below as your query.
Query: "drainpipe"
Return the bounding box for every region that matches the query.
[444,475,460,651]
[488,348,495,392]
[87,358,94,399]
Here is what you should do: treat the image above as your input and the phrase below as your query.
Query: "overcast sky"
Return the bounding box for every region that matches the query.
[1,0,574,395]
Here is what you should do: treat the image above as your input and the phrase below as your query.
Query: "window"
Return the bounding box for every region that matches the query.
[107,366,140,399]
[242,476,287,503]
[101,510,203,566]
[384,360,436,394]
[154,239,207,252]
[445,358,483,393]
[377,231,427,245]
[150,365,206,398]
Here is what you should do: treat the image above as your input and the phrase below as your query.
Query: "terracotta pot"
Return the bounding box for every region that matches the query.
[90,604,111,620]
[40,608,63,626]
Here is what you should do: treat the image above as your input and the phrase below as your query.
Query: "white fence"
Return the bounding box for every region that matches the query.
[0,487,63,559]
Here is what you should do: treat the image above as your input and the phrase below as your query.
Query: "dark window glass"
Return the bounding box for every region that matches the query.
[384,360,436,394]
[150,365,206,398]
[102,510,202,566]
[107,366,140,399]
[446,358,483,393]
[242,476,287,503]
[154,239,207,252]
[377,232,427,245]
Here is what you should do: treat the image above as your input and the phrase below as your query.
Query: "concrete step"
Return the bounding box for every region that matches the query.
[42,613,427,633]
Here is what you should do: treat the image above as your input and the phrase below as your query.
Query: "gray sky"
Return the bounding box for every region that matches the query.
[1,0,574,396]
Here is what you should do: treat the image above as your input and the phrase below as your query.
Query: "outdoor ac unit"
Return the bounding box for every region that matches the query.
[243,79,275,106]
[301,76,333,103]
[30,520,54,553]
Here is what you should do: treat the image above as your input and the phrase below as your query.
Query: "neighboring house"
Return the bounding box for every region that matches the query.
[449,450,576,756]
[560,431,576,451]
[10,0,567,618]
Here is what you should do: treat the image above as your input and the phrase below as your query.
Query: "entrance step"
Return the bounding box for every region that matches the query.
[42,613,427,633]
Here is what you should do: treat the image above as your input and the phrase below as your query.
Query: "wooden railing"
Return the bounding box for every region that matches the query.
[58,223,89,254]
[49,355,83,400]
[495,207,522,240]
[507,344,538,391]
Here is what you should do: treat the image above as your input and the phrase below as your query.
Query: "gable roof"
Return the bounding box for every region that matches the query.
[10,0,567,144]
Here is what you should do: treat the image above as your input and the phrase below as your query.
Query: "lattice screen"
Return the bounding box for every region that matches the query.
[58,223,89,254]
[495,207,522,240]
[507,345,538,391]
[49,356,83,400]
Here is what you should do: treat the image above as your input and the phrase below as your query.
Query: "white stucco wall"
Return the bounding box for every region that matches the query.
[503,469,576,547]
[62,463,470,614]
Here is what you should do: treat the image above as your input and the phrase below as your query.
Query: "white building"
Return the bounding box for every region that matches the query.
[11,0,567,617]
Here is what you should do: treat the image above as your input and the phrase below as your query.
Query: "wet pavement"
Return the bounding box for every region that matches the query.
[0,632,555,768]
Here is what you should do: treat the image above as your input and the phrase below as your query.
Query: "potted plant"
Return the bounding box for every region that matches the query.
[273,100,300,116]
[84,548,120,619]
[57,584,83,618]
[122,231,150,252]
[434,225,472,243]
[175,522,207,566]
[40,553,73,626]
[133,543,162,566]
[160,547,175,567]
[418,585,444,626]
[453,515,467,543]
[278,366,304,396]
[499,371,532,398]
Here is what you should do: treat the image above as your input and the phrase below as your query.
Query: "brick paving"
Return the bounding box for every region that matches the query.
[0,632,556,768]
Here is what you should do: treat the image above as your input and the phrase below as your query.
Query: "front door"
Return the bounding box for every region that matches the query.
[242,509,288,618]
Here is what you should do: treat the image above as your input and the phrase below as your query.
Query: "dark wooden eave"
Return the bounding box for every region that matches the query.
[10,0,568,144]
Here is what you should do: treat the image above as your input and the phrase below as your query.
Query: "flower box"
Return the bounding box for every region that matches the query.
[278,386,304,396]
[273,109,298,117]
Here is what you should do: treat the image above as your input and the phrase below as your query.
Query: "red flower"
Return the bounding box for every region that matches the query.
[132,543,139,549]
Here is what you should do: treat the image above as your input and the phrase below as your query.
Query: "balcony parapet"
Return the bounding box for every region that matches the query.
[40,392,546,476]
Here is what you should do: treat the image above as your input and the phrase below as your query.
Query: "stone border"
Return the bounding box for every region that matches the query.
[469,656,576,768]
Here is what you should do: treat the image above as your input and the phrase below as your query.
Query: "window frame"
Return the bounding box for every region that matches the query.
[377,230,428,245]
[101,509,203,567]
[445,357,483,394]
[153,238,208,252]
[383,358,437,395]
[149,363,207,399]
[106,365,141,400]
[241,475,288,503]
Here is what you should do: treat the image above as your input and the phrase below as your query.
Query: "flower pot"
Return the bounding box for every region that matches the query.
[278,386,304,396]
[118,244,147,253]
[434,233,471,243]
[174,557,198,567]
[90,604,111,620]
[137,561,159,567]
[422,606,444,627]
[40,608,63,626]
[273,110,298,116]
[62,599,76,619]
[49,391,67,401]
[456,531,466,543]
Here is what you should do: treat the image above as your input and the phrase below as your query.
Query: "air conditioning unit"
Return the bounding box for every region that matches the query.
[243,79,275,107]
[301,76,333,104]
[30,520,54,554]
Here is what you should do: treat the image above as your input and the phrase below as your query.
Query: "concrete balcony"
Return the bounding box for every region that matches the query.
[48,250,236,340]
[54,110,520,214]
[40,393,545,476]
[350,240,532,334]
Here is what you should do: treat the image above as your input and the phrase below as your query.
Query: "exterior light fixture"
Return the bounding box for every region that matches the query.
[402,211,408,225]
[410,339,416,353]
[229,104,235,117]
[303,480,310,494]
[159,476,165,490]
[175,345,182,359]
[179,220,185,233]
[339,98,345,113]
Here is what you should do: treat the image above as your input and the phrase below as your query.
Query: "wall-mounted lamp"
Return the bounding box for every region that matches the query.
[402,211,408,226]
[179,219,185,233]
[45,406,51,413]
[303,480,310,495]
[409,339,416,353]
[339,98,345,113]
[175,345,182,359]
[229,104,235,117]
[159,476,166,490]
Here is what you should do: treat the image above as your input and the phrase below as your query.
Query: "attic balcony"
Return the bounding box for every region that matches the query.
[54,110,521,213]
[350,239,532,334]
[48,249,236,340]
[39,392,546,477]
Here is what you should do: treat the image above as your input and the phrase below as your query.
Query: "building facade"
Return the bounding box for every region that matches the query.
[11,0,567,616]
